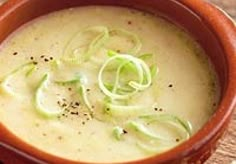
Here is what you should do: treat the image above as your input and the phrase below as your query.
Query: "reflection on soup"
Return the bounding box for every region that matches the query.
[0,6,219,163]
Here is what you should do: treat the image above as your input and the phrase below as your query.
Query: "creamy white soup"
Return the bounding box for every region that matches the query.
[0,6,219,163]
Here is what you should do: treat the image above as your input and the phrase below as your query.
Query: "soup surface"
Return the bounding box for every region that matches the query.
[0,6,219,163]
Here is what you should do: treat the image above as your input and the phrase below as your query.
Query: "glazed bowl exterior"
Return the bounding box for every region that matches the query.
[0,0,235,163]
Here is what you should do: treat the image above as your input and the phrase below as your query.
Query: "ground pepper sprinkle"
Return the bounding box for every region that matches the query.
[123,130,128,134]
[168,84,173,88]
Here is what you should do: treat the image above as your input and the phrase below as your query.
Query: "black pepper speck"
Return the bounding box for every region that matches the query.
[168,84,173,88]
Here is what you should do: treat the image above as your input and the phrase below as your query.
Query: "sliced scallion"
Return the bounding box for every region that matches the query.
[139,114,192,139]
[109,29,142,55]
[112,126,125,140]
[98,54,146,100]
[55,77,81,86]
[78,85,94,118]
[124,114,192,153]
[34,74,63,118]
[105,103,145,116]
[127,121,168,141]
[0,62,36,95]
[128,57,152,90]
[138,53,153,60]
[63,26,109,64]
[150,65,159,78]
[107,50,118,57]
[56,74,93,117]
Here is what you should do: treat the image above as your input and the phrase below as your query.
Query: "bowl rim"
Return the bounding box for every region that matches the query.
[0,0,235,163]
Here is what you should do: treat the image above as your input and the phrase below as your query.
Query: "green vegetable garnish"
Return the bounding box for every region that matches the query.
[128,57,152,91]
[104,83,133,93]
[107,50,118,57]
[0,62,36,96]
[139,114,192,139]
[138,53,153,60]
[127,121,168,141]
[0,25,193,156]
[63,26,109,64]
[50,60,61,70]
[55,76,82,86]
[34,74,63,117]
[56,74,93,118]
[112,126,125,140]
[150,65,159,78]
[109,29,142,54]
[98,54,154,100]
[105,103,145,116]
[78,84,94,118]
[125,114,192,153]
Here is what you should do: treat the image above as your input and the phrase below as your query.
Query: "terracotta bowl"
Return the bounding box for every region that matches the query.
[0,0,235,163]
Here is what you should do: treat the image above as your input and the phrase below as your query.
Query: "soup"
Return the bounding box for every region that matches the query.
[0,6,219,163]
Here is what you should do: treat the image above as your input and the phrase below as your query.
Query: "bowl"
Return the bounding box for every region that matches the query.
[0,0,235,163]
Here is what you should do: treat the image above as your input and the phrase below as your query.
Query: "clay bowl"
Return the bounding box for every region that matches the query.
[0,0,235,163]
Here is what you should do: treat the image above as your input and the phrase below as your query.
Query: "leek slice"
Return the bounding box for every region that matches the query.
[126,114,192,153]
[113,126,125,140]
[107,50,118,57]
[111,60,136,94]
[105,103,145,116]
[50,60,61,70]
[138,53,153,60]
[107,50,137,73]
[104,83,133,93]
[63,26,109,64]
[55,75,82,85]
[150,65,159,78]
[139,114,192,139]
[34,74,63,118]
[127,121,168,141]
[78,85,94,118]
[109,29,142,54]
[128,57,152,90]
[0,62,36,96]
[56,74,93,117]
[138,54,159,78]
[55,73,88,86]
[98,54,146,100]
[111,114,192,152]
